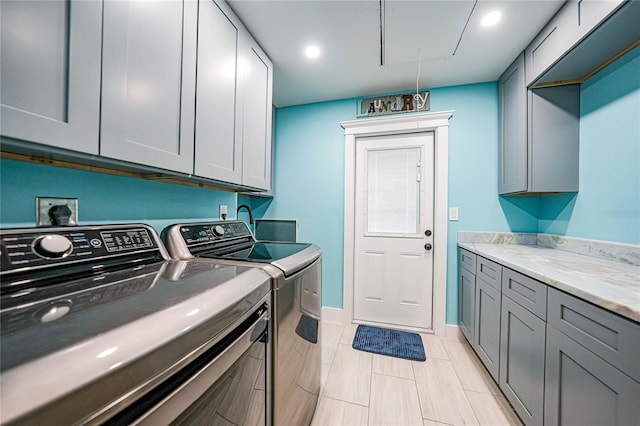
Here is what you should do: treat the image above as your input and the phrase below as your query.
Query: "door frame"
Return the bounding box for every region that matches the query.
[341,111,454,336]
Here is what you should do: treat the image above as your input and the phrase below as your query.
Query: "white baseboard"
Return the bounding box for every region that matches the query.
[445,324,463,341]
[320,307,462,339]
[321,308,461,341]
[322,307,345,324]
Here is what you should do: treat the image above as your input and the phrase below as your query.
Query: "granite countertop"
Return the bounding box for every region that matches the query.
[457,233,640,323]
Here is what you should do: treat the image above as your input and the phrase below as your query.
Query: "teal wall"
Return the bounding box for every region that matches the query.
[266,100,353,308]
[434,83,539,324]
[0,159,236,234]
[539,45,640,244]
[267,82,539,320]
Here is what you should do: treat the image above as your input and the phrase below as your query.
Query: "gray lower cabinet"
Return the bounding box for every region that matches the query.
[0,0,102,154]
[547,287,640,383]
[474,278,501,382]
[458,249,502,383]
[459,246,640,426]
[459,267,475,345]
[100,0,197,174]
[544,325,640,426]
[500,295,546,426]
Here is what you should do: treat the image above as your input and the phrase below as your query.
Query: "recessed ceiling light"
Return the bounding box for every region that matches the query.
[481,11,501,28]
[305,45,321,60]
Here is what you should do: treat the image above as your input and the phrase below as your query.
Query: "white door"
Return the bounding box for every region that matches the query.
[353,132,434,330]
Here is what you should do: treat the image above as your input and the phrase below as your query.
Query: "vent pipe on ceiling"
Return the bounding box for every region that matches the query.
[453,0,478,56]
[379,0,385,66]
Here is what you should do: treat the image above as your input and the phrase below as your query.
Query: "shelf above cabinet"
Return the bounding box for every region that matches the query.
[530,0,640,88]
[0,0,274,194]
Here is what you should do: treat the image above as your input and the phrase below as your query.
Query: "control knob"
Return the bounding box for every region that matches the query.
[33,234,73,258]
[211,225,225,237]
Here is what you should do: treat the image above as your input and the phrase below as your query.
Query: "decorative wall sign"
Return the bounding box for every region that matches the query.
[357,91,430,118]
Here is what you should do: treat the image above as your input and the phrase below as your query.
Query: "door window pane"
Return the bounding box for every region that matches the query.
[366,148,420,234]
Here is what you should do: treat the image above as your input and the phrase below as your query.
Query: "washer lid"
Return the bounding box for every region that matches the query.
[0,260,270,425]
[200,242,322,277]
[223,242,311,261]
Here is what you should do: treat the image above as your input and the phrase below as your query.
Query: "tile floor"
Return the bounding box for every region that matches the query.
[311,322,523,426]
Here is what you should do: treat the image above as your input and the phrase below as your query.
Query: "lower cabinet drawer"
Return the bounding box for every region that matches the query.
[547,287,640,382]
[476,256,502,290]
[544,325,640,426]
[459,248,476,273]
[502,268,547,320]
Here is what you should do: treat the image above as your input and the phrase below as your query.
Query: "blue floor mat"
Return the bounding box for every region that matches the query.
[352,325,426,361]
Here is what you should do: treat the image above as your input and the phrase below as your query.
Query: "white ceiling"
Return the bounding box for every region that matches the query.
[227,0,565,107]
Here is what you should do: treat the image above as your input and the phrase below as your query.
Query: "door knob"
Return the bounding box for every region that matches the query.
[424,243,432,251]
[425,230,432,236]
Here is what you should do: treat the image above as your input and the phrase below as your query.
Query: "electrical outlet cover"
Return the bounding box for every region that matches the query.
[449,207,459,221]
[36,197,79,227]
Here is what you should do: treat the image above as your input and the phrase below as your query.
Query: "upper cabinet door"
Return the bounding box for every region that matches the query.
[498,53,527,195]
[194,0,273,190]
[524,1,579,87]
[0,0,102,154]
[241,36,273,190]
[576,0,625,39]
[194,0,242,184]
[100,0,197,174]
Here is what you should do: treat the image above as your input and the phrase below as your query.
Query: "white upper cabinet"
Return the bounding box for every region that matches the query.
[240,35,274,190]
[0,0,102,154]
[499,54,528,195]
[524,2,579,87]
[526,0,634,87]
[500,0,636,195]
[499,54,580,195]
[100,0,197,174]
[194,0,242,184]
[194,0,273,191]
[575,0,625,39]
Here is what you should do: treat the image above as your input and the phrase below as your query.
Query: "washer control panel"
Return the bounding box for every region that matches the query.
[178,221,252,246]
[1,226,158,272]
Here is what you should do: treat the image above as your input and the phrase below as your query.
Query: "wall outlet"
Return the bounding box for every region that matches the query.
[219,204,228,220]
[36,197,79,226]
